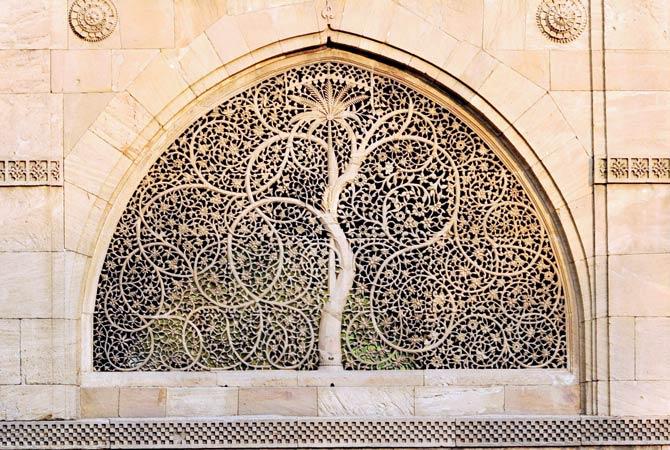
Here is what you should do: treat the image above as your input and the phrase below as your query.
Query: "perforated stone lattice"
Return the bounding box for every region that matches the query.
[1,417,668,449]
[94,59,568,372]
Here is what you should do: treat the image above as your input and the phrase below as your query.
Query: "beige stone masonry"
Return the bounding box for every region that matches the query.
[0,187,63,252]
[20,319,78,385]
[80,387,119,418]
[636,318,670,380]
[0,50,50,93]
[119,387,167,417]
[239,387,317,416]
[166,387,238,416]
[0,320,20,384]
[51,50,112,93]
[609,254,670,317]
[416,386,504,415]
[318,387,414,416]
[504,385,581,414]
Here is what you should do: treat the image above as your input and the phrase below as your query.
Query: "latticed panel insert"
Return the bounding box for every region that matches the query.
[93,59,568,371]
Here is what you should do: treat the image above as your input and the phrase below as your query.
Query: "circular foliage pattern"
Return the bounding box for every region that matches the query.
[69,0,118,42]
[93,61,568,371]
[536,0,587,43]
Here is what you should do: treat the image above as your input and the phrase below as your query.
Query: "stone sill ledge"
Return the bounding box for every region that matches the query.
[1,416,668,449]
[81,368,577,388]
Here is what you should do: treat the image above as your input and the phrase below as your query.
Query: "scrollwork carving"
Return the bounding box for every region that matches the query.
[94,61,567,371]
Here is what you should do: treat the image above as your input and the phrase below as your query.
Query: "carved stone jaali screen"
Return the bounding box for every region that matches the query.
[94,61,567,371]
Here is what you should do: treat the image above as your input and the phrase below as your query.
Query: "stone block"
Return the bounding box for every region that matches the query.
[51,50,112,93]
[610,381,670,415]
[550,51,591,90]
[424,369,576,386]
[504,385,580,414]
[483,0,525,49]
[479,63,545,123]
[20,319,78,385]
[515,93,577,159]
[607,185,670,254]
[205,16,250,65]
[64,93,115,155]
[80,387,119,418]
[166,387,238,416]
[0,0,67,49]
[64,130,132,201]
[610,254,670,317]
[636,318,670,380]
[606,91,670,157]
[174,0,228,47]
[0,50,49,93]
[160,34,222,88]
[317,387,413,416]
[90,91,157,158]
[0,385,78,420]
[0,187,63,252]
[117,0,175,48]
[0,320,20,384]
[0,252,59,318]
[298,368,423,387]
[119,388,167,417]
[127,54,193,118]
[0,93,62,160]
[609,317,635,380]
[606,51,670,90]
[416,386,503,415]
[218,370,298,387]
[238,387,316,416]
[63,182,108,256]
[111,49,159,92]
[604,0,670,50]
[490,50,550,89]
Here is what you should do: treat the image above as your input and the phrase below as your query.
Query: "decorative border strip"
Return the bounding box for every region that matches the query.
[0,160,62,186]
[1,416,668,449]
[595,157,670,184]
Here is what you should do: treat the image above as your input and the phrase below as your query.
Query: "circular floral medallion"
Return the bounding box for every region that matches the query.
[536,0,587,43]
[69,0,118,42]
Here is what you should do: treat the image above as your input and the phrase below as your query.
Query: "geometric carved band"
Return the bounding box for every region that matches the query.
[1,416,668,448]
[0,160,62,186]
[596,157,670,184]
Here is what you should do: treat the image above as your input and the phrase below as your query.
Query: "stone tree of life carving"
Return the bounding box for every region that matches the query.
[94,61,567,371]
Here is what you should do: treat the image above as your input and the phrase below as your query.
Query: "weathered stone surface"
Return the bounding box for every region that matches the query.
[504,385,580,414]
[20,319,78,385]
[51,50,112,93]
[0,187,63,252]
[0,252,59,318]
[117,0,175,49]
[64,93,114,153]
[416,386,504,415]
[0,93,62,160]
[610,254,670,317]
[0,385,78,420]
[609,317,635,380]
[607,185,670,254]
[610,381,670,415]
[636,318,670,380]
[80,387,119,418]
[239,387,316,416]
[0,0,66,49]
[0,50,49,93]
[318,387,413,416]
[166,387,238,416]
[119,388,167,417]
[0,320,20,384]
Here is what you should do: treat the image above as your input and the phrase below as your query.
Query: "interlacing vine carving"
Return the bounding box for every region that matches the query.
[94,61,567,371]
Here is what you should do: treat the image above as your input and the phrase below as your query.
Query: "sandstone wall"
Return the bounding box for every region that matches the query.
[0,0,668,420]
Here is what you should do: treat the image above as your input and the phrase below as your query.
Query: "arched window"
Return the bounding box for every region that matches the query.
[93,59,568,371]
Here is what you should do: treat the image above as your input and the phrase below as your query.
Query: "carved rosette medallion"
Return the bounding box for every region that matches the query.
[536,0,587,43]
[69,0,118,42]
[93,60,568,371]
